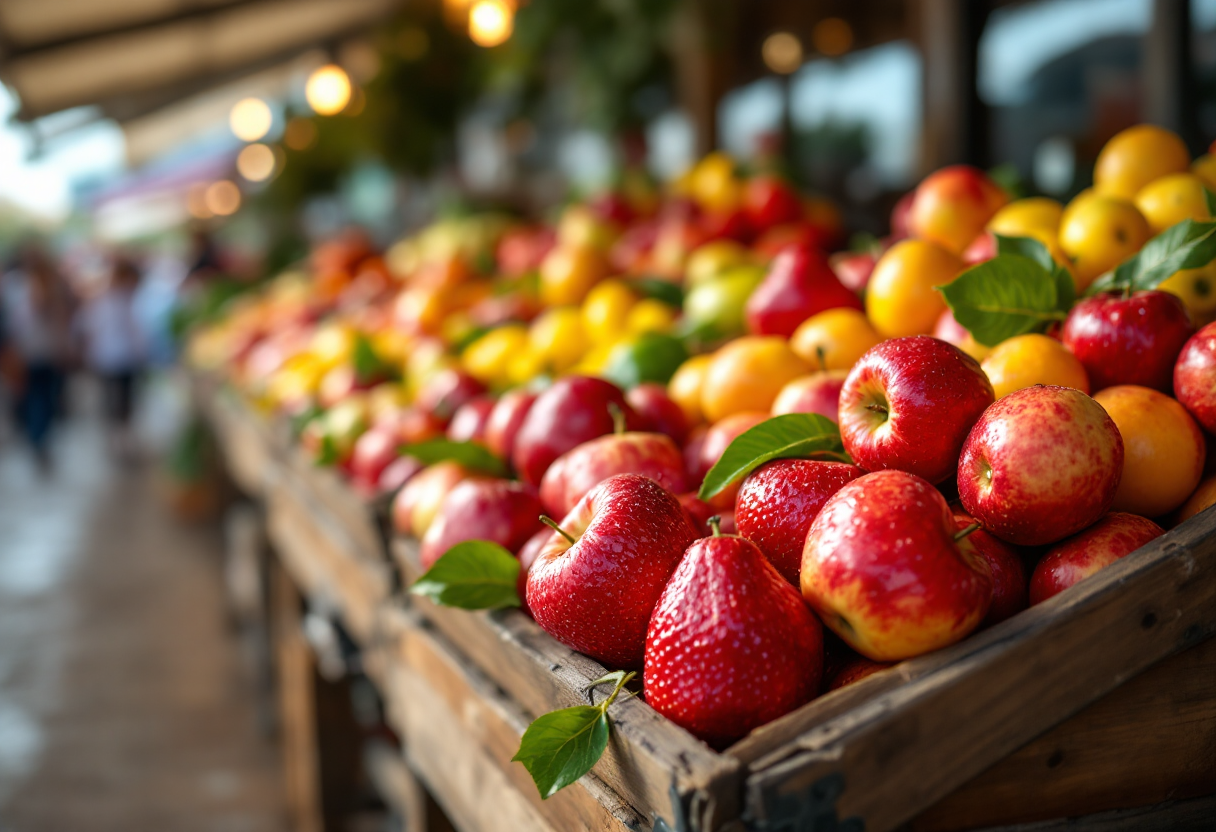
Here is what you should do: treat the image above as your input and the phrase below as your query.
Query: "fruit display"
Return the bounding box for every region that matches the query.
[189,128,1215,794]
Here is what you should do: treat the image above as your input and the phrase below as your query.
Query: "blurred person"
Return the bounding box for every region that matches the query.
[0,243,74,469]
[77,256,146,461]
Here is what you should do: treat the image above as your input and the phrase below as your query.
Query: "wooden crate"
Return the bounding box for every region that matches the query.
[393,504,1216,832]
[196,384,288,498]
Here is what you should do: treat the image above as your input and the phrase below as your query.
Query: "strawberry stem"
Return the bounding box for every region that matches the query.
[608,402,626,435]
[708,515,722,537]
[540,515,577,546]
[954,522,981,542]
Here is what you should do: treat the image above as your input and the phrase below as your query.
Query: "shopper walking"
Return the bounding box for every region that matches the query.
[77,256,146,461]
[0,243,74,470]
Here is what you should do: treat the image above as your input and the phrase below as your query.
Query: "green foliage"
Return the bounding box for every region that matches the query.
[399,438,509,476]
[938,252,1071,347]
[1087,219,1216,295]
[698,414,848,500]
[410,540,523,609]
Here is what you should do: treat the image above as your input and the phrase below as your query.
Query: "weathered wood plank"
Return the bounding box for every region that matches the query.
[743,506,1216,832]
[970,794,1216,832]
[392,537,740,830]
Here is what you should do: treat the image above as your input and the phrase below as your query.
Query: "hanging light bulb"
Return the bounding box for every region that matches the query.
[305,64,352,116]
[230,98,273,142]
[237,144,276,182]
[469,0,513,48]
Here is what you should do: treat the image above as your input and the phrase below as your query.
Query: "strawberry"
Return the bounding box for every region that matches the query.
[643,520,824,748]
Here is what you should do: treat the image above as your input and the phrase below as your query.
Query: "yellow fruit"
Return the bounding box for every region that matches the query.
[310,323,356,370]
[572,337,627,376]
[506,347,549,386]
[1177,474,1216,524]
[700,337,810,423]
[529,307,588,373]
[367,382,411,422]
[688,152,741,212]
[1160,262,1216,326]
[668,354,714,425]
[626,299,677,335]
[581,280,638,343]
[540,245,608,306]
[1059,193,1151,290]
[986,197,1064,238]
[461,324,529,385]
[1094,124,1190,200]
[1135,173,1211,233]
[789,308,883,372]
[980,334,1090,399]
[685,240,752,285]
[1192,154,1216,191]
[866,240,965,338]
[557,204,619,251]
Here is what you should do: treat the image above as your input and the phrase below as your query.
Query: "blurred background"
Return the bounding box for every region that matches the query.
[0,1,1212,830]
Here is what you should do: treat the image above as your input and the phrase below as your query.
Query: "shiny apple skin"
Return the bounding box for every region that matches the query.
[484,389,537,462]
[627,383,690,445]
[415,369,488,422]
[908,165,1008,255]
[1029,512,1164,605]
[512,376,642,486]
[1060,290,1195,393]
[830,251,876,294]
[953,511,1027,626]
[745,246,863,338]
[735,459,865,585]
[539,432,687,519]
[1174,322,1216,433]
[446,396,497,444]
[771,372,847,422]
[801,470,992,661]
[527,474,697,668]
[515,527,554,617]
[391,461,472,537]
[419,479,544,569]
[958,385,1124,546]
[839,336,995,484]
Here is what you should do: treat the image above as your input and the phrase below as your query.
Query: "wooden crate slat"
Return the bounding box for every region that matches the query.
[742,507,1216,832]
[393,537,740,829]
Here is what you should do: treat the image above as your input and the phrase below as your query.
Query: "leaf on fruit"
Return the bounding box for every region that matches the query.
[399,438,508,477]
[1088,219,1216,296]
[995,234,1075,309]
[352,333,391,385]
[698,413,846,500]
[512,670,634,799]
[937,254,1069,347]
[631,276,684,308]
[409,540,522,609]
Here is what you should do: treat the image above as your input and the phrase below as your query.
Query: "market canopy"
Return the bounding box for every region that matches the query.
[0,0,398,123]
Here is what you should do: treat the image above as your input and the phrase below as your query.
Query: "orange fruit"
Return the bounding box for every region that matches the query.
[986,197,1064,238]
[1134,173,1212,233]
[540,244,609,306]
[980,334,1090,399]
[866,240,965,338]
[1176,474,1216,524]
[1192,154,1216,190]
[1160,263,1216,326]
[700,337,810,423]
[1094,385,1207,517]
[1094,124,1190,200]
[1059,193,1151,290]
[668,354,714,426]
[790,308,883,372]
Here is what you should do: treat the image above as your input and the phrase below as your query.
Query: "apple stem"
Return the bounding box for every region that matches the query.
[608,402,626,435]
[954,522,981,542]
[816,346,828,373]
[708,515,722,537]
[540,515,577,546]
[865,403,888,415]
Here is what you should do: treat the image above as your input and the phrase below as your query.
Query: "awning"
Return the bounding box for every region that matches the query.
[0,0,399,123]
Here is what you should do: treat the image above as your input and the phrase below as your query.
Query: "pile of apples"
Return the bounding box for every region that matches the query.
[193,127,1216,751]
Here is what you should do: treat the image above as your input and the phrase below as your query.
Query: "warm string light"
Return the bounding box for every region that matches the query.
[468,0,513,47]
[205,181,241,216]
[762,32,803,75]
[306,64,352,115]
[237,143,276,182]
[229,97,272,141]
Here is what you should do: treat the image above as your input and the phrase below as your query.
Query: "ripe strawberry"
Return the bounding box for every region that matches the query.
[735,459,865,585]
[643,522,824,748]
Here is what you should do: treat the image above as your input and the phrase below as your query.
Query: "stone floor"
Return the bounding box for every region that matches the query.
[0,378,285,831]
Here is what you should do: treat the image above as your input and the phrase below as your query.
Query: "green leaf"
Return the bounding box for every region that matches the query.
[316,433,339,467]
[698,414,846,500]
[1205,188,1216,217]
[600,332,689,389]
[512,706,609,798]
[937,254,1068,347]
[352,333,390,384]
[409,540,522,609]
[994,234,1054,272]
[630,276,684,308]
[399,439,508,477]
[1087,219,1216,295]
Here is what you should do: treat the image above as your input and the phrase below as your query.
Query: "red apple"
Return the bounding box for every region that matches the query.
[953,511,1027,626]
[802,470,993,661]
[839,336,995,484]
[378,455,424,494]
[1174,322,1216,433]
[393,406,446,445]
[446,396,496,444]
[527,474,697,667]
[391,461,473,537]
[484,389,537,463]
[742,174,803,232]
[735,459,865,585]
[415,369,488,422]
[890,192,915,240]
[626,383,689,445]
[1060,290,1195,392]
[771,372,847,421]
[829,251,876,293]
[932,307,972,348]
[958,385,1124,545]
[512,376,642,485]
[419,479,544,569]
[349,423,404,492]
[745,246,863,338]
[962,231,997,265]
[1029,513,1164,605]
[908,165,1008,255]
[539,432,687,519]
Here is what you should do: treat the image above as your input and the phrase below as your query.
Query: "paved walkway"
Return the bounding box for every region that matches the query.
[0,378,284,832]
